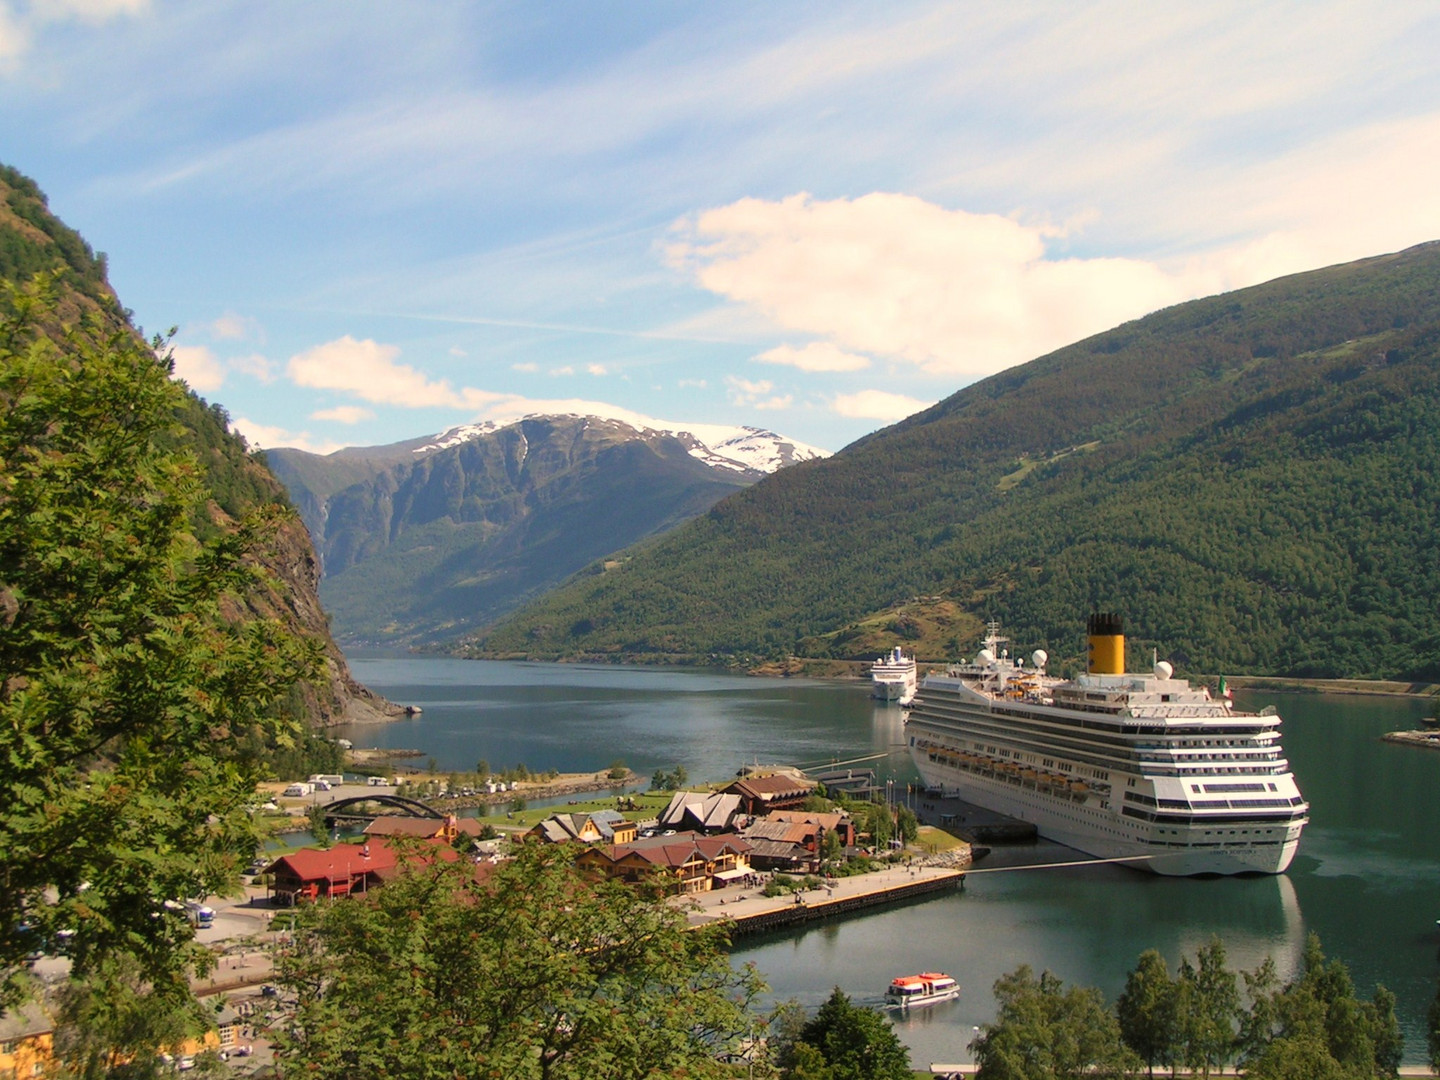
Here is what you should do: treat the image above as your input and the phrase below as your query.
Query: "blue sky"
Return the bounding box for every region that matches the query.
[5,2,1440,454]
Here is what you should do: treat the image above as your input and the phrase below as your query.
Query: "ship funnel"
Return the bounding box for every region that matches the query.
[1087,612,1125,675]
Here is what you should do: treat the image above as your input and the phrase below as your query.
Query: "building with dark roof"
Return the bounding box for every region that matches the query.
[526,809,637,845]
[723,772,815,815]
[575,831,753,893]
[657,791,742,834]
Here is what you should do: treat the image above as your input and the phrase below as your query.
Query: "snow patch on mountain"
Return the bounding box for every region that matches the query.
[410,409,829,475]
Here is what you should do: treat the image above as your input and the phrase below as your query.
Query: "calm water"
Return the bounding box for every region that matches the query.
[336,654,1440,1067]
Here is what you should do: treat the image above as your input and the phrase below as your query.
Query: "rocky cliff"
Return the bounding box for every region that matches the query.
[0,162,395,726]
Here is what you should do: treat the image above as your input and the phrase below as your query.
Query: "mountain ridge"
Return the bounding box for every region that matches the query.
[267,413,826,645]
[471,240,1440,682]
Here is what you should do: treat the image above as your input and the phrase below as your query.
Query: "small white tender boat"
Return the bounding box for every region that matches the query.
[885,971,959,1009]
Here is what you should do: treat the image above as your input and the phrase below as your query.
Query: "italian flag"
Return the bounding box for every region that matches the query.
[1219,677,1232,700]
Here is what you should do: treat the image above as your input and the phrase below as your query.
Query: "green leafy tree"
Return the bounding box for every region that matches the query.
[273,842,764,1079]
[1237,955,1282,1063]
[0,280,318,1010]
[777,987,911,1080]
[894,805,918,845]
[1176,937,1240,1078]
[1242,933,1400,1079]
[650,764,688,791]
[1116,949,1179,1077]
[307,803,332,849]
[974,965,1138,1080]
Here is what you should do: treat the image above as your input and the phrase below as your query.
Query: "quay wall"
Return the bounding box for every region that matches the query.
[692,867,965,937]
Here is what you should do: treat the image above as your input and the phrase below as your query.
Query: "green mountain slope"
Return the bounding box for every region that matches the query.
[473,241,1440,680]
[270,416,755,644]
[0,164,395,724]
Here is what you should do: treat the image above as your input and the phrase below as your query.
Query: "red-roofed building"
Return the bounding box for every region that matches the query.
[263,836,462,905]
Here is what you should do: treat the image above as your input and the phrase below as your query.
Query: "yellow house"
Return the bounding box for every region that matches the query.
[0,1003,53,1079]
[0,1001,227,1077]
[527,810,637,845]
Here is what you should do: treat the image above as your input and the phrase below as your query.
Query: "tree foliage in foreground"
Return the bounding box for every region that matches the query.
[272,843,765,1079]
[0,279,319,1010]
[974,965,1139,1080]
[773,987,912,1080]
[980,933,1400,1080]
[51,953,223,1080]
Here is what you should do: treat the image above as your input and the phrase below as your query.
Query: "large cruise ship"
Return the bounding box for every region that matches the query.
[905,614,1308,875]
[871,646,918,705]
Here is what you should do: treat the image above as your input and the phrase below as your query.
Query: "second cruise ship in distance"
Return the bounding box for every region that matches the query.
[904,613,1308,875]
[871,646,918,705]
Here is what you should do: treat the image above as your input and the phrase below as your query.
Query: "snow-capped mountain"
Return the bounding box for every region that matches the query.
[409,411,829,475]
[265,412,828,647]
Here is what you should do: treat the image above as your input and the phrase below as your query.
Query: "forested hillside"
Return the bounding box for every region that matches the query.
[0,164,395,724]
[474,241,1440,680]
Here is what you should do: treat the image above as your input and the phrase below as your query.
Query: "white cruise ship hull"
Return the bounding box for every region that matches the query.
[872,677,914,703]
[905,630,1308,878]
[911,755,1300,875]
[871,648,918,705]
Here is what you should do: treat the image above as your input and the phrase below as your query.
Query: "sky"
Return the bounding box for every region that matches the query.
[4,1,1440,456]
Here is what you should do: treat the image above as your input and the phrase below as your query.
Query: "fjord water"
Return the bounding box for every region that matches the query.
[337,655,1440,1065]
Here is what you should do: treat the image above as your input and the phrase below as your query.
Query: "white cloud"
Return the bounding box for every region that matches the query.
[755,341,870,373]
[36,0,150,23]
[168,344,225,392]
[511,362,539,373]
[287,335,501,409]
[832,389,932,422]
[230,417,346,456]
[228,353,276,383]
[550,365,575,377]
[448,346,468,357]
[726,375,792,411]
[0,0,147,67]
[672,192,1192,379]
[678,378,707,389]
[310,405,374,424]
[209,311,253,341]
[586,363,609,376]
[0,6,29,65]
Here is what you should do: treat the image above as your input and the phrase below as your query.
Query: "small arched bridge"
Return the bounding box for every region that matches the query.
[322,794,444,823]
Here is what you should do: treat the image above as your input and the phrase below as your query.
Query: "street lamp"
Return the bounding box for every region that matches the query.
[971,1026,980,1072]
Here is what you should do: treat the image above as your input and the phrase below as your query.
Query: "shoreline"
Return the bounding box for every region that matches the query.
[350,647,1440,700]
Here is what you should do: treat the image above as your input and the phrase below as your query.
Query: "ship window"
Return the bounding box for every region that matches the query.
[1191,784,1201,793]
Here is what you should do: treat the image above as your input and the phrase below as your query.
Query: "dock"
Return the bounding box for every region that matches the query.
[684,863,965,936]
[1383,729,1440,751]
[910,791,1038,844]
